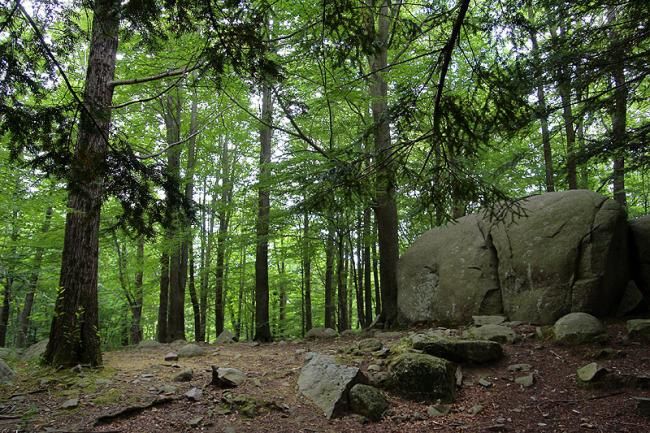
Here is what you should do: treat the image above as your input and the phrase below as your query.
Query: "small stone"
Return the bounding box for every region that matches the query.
[427,404,451,417]
[358,338,383,353]
[367,364,381,372]
[478,378,493,388]
[173,369,193,382]
[188,416,203,427]
[577,363,607,383]
[515,374,535,388]
[508,364,532,372]
[164,352,179,362]
[468,404,483,415]
[178,344,206,358]
[211,366,246,388]
[185,387,203,401]
[158,384,177,394]
[372,347,390,358]
[61,398,79,409]
[455,367,463,386]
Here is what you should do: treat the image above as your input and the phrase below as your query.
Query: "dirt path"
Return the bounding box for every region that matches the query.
[1,322,649,433]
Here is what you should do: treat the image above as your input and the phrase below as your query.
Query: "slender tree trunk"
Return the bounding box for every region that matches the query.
[254,80,273,342]
[367,0,399,327]
[362,208,373,325]
[324,225,336,329]
[372,219,381,316]
[215,140,233,337]
[336,232,348,332]
[609,7,627,208]
[351,228,365,328]
[131,236,144,344]
[302,211,312,332]
[527,5,555,192]
[236,240,246,340]
[277,244,287,338]
[44,0,119,367]
[157,250,170,342]
[17,206,53,347]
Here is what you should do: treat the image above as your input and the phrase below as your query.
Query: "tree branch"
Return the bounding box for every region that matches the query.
[109,62,205,88]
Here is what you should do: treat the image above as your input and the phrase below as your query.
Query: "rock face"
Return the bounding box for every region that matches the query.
[410,334,503,364]
[388,353,456,402]
[0,359,15,383]
[297,353,363,418]
[398,191,629,325]
[553,312,605,344]
[630,216,650,299]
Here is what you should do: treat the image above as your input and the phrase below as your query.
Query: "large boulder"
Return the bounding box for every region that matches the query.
[398,214,501,325]
[22,339,48,361]
[297,353,364,419]
[398,191,629,325]
[553,312,605,344]
[388,352,456,402]
[630,216,650,298]
[216,329,237,344]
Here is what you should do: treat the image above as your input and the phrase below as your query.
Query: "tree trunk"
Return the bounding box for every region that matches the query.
[351,228,365,328]
[362,208,373,326]
[44,0,119,367]
[550,23,578,190]
[371,218,381,316]
[236,239,247,340]
[336,232,348,332]
[302,211,312,332]
[185,92,200,341]
[527,5,555,192]
[254,80,273,342]
[367,0,399,327]
[324,226,336,329]
[157,250,170,343]
[215,139,233,337]
[17,206,53,348]
[164,90,185,342]
[609,7,627,208]
[131,236,144,345]
[277,243,287,338]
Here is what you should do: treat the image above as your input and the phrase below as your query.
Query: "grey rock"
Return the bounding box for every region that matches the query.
[158,384,177,394]
[173,369,193,382]
[467,324,518,344]
[216,329,237,344]
[0,348,18,360]
[349,384,389,421]
[305,327,338,339]
[388,352,456,402]
[367,364,382,372]
[577,362,607,382]
[515,374,535,387]
[367,371,392,389]
[411,333,503,364]
[297,352,363,418]
[164,352,179,362]
[627,319,650,341]
[358,338,383,353]
[473,315,507,326]
[427,404,451,417]
[22,339,48,361]
[185,387,203,401]
[0,359,15,383]
[630,215,650,299]
[137,340,161,349]
[211,366,246,388]
[553,313,605,344]
[616,281,645,317]
[178,343,206,358]
[468,404,484,415]
[61,398,79,409]
[188,416,203,427]
[398,191,628,325]
[478,378,493,388]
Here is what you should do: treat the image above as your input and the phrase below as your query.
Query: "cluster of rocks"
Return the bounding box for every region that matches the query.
[398,190,650,326]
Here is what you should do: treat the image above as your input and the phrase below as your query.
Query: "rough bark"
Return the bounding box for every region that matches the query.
[215,139,233,338]
[302,211,313,332]
[609,7,628,208]
[362,208,373,325]
[17,206,53,348]
[185,93,200,341]
[254,81,273,342]
[44,0,119,367]
[131,236,144,345]
[324,226,336,329]
[157,250,170,343]
[336,232,348,332]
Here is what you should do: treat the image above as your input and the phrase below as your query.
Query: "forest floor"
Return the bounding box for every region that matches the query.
[1,321,649,433]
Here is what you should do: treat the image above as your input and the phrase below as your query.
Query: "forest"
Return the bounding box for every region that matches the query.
[0,0,649,370]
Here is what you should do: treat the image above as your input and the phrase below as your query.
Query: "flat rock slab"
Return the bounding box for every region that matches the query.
[410,334,503,364]
[472,315,507,326]
[554,313,605,344]
[466,324,518,344]
[164,352,178,362]
[298,352,363,418]
[211,366,246,388]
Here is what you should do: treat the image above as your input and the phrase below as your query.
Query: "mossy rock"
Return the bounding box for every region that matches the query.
[388,352,456,402]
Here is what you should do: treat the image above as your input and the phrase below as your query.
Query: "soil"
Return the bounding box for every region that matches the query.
[1,321,649,433]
